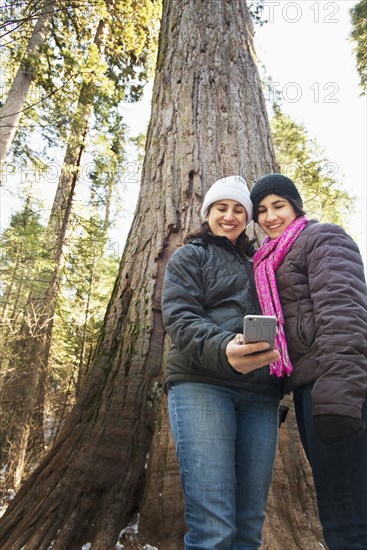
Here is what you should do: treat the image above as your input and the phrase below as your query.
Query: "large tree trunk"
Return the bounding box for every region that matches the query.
[0,0,57,164]
[0,19,108,492]
[0,1,324,548]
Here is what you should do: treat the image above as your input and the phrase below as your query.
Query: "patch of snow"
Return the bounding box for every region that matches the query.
[81,544,92,550]
[0,488,15,518]
[143,546,158,550]
[47,530,61,549]
[119,514,139,536]
[115,513,140,548]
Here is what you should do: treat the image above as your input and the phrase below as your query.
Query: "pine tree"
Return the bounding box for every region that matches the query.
[350,0,367,93]
[0,0,57,163]
[270,105,352,225]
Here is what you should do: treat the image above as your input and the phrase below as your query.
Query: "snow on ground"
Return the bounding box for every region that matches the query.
[0,484,15,518]
[115,513,158,550]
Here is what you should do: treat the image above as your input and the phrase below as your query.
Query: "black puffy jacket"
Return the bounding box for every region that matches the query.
[162,234,282,396]
[277,221,367,423]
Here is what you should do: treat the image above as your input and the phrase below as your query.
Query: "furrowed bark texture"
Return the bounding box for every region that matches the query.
[0,1,324,548]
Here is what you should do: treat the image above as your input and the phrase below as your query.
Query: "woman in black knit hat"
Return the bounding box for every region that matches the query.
[250,173,367,550]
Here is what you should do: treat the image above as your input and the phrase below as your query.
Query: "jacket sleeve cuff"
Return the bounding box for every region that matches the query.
[218,333,246,376]
[218,333,275,377]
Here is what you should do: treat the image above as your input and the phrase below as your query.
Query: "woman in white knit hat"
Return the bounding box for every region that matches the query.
[162,176,282,550]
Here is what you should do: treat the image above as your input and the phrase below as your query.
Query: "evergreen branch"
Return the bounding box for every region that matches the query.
[0,72,82,123]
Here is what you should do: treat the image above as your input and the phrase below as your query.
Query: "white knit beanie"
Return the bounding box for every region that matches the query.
[200,175,253,225]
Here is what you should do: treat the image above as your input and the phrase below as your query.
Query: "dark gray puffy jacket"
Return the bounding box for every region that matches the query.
[278,220,367,421]
[162,235,282,396]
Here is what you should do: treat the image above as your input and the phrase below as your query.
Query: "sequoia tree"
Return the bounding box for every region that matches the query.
[0,1,325,548]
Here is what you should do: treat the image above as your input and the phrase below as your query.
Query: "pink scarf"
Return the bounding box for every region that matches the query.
[253,216,308,377]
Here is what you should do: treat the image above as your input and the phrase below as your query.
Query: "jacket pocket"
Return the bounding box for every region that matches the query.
[297,308,316,349]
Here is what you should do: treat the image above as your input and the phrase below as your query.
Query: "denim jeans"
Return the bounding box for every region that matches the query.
[294,384,367,550]
[168,382,280,550]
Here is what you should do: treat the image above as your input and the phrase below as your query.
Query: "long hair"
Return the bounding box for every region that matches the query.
[184,222,254,258]
[288,197,305,218]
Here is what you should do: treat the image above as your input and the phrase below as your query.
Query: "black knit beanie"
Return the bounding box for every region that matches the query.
[250,173,303,222]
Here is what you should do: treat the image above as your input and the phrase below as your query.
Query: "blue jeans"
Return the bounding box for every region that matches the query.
[168,382,279,550]
[294,384,367,550]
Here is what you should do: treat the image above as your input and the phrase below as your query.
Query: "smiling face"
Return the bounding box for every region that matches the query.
[207,199,247,244]
[257,194,297,239]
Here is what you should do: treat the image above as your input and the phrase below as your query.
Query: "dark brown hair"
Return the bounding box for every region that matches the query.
[287,197,305,218]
